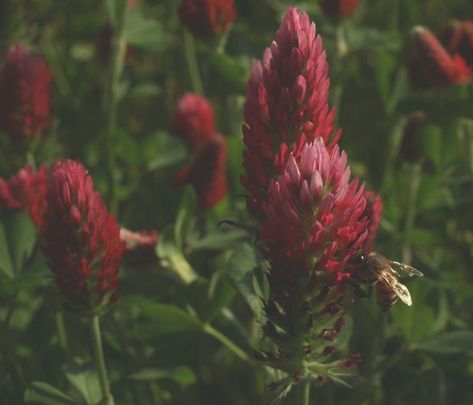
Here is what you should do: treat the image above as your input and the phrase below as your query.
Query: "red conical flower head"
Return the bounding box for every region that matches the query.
[41,160,125,314]
[242,7,340,216]
[172,93,216,150]
[0,45,52,140]
[179,0,236,38]
[0,166,48,227]
[260,138,368,289]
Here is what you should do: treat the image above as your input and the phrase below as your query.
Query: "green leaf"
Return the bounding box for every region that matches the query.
[130,366,196,388]
[0,221,14,278]
[63,360,101,405]
[412,331,473,354]
[146,131,186,171]
[207,53,248,93]
[3,212,37,274]
[189,227,247,251]
[174,187,197,250]
[24,381,79,405]
[420,124,442,169]
[157,227,197,284]
[124,9,173,51]
[130,298,202,339]
[187,273,236,322]
[225,243,266,321]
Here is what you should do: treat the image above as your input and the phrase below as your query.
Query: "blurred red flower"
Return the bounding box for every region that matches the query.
[320,0,359,19]
[242,7,340,216]
[440,20,473,71]
[0,45,52,140]
[175,133,228,210]
[363,190,383,252]
[0,166,48,227]
[410,26,471,88]
[172,93,215,150]
[179,0,236,38]
[41,160,125,314]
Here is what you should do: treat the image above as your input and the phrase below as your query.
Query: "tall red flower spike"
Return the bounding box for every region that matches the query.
[179,0,236,38]
[410,26,471,88]
[242,7,340,216]
[172,93,216,151]
[41,160,125,314]
[363,191,383,252]
[0,166,48,227]
[175,133,228,210]
[0,44,52,140]
[256,139,368,391]
[320,0,359,19]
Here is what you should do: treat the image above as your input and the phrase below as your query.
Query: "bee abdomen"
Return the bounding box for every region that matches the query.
[376,282,398,311]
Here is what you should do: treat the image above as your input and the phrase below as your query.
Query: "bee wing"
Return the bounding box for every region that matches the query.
[378,271,413,306]
[389,261,424,278]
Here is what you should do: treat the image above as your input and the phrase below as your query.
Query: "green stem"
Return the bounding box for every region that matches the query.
[90,315,114,405]
[203,323,251,363]
[297,380,311,405]
[55,308,69,355]
[183,30,203,94]
[106,4,128,214]
[402,163,422,263]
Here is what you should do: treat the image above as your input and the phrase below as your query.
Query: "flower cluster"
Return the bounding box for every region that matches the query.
[41,160,125,314]
[0,44,52,140]
[320,0,359,19]
[409,25,472,88]
[0,166,48,227]
[178,0,236,38]
[242,7,339,216]
[242,7,372,391]
[173,93,228,210]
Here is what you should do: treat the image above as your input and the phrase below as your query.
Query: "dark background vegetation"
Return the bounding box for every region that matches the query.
[1,0,473,404]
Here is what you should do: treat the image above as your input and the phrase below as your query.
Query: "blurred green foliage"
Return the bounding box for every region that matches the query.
[0,0,473,404]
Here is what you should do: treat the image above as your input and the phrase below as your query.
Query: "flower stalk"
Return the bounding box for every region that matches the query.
[183,30,203,94]
[90,315,114,405]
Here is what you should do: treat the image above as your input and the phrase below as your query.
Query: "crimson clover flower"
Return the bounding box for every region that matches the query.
[255,139,368,389]
[172,93,216,151]
[0,165,48,227]
[0,44,52,140]
[242,7,340,216]
[41,160,125,314]
[320,0,360,19]
[409,26,471,88]
[178,0,236,38]
[175,132,228,210]
[241,8,373,393]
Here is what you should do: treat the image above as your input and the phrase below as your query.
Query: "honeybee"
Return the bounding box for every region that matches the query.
[352,252,424,311]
